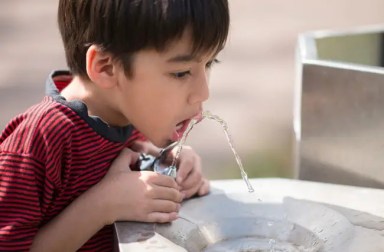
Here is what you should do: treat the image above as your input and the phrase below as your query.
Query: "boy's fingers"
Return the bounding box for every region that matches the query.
[176,159,193,184]
[176,155,201,184]
[182,178,210,199]
[150,199,181,213]
[197,178,210,196]
[151,173,179,189]
[146,212,179,223]
[179,168,201,190]
[111,148,140,172]
[149,186,183,202]
[181,178,202,199]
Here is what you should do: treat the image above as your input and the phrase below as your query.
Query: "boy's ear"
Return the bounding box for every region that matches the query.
[86,45,117,88]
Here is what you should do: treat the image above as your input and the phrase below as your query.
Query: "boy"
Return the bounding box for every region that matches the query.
[0,0,230,251]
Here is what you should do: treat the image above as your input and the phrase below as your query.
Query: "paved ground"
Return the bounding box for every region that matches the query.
[1,0,384,179]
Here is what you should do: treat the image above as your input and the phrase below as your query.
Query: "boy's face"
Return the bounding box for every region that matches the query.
[114,32,218,147]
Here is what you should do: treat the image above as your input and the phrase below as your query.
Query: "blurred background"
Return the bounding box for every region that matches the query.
[1,0,384,180]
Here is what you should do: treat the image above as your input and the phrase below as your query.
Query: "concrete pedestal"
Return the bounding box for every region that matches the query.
[114,178,384,252]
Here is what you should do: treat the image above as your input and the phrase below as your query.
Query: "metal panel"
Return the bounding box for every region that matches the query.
[299,63,384,187]
[295,25,384,188]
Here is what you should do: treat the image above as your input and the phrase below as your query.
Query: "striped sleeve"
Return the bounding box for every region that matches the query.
[0,97,135,251]
[0,99,61,251]
[0,153,44,251]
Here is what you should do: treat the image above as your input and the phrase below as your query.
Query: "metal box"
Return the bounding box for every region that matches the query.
[295,25,384,188]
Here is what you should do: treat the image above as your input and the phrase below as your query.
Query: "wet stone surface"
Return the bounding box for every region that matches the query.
[115,178,384,252]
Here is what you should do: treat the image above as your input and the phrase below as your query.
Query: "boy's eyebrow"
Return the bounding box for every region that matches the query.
[166,54,199,63]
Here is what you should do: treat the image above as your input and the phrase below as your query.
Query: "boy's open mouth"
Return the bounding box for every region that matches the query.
[175,119,191,137]
[173,112,203,140]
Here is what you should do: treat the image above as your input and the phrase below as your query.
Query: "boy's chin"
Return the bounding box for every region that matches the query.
[152,138,174,149]
[162,139,176,148]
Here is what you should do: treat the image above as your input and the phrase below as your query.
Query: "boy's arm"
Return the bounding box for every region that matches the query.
[0,147,104,252]
[30,183,108,251]
[30,148,182,252]
[0,154,42,251]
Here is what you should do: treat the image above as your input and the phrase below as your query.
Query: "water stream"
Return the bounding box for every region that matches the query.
[172,110,254,193]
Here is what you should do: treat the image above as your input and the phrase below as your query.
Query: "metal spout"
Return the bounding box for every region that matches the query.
[137,142,178,179]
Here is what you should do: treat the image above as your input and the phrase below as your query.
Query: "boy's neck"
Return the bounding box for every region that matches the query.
[60,76,88,102]
[60,76,129,127]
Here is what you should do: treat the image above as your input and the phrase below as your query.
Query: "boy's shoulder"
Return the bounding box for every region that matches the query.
[0,97,79,154]
[16,96,78,132]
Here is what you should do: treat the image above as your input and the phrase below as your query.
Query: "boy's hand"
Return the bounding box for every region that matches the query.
[96,148,183,224]
[131,140,210,199]
[173,146,210,199]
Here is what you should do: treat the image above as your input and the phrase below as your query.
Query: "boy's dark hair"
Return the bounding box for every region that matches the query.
[58,0,230,79]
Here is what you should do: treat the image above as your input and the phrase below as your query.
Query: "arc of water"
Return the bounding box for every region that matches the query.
[171,111,254,193]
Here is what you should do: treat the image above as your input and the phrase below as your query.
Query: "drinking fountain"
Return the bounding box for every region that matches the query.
[114,25,384,251]
[114,178,384,252]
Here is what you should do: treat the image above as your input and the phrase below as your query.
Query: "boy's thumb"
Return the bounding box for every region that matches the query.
[112,148,140,171]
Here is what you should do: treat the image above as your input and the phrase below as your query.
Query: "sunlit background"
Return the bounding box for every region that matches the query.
[1,0,384,180]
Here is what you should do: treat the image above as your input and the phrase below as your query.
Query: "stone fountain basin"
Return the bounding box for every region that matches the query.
[114,178,384,251]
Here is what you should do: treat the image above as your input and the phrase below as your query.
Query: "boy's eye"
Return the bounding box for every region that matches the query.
[171,71,191,79]
[206,59,220,69]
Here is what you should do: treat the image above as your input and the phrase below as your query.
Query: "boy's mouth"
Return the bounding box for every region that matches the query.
[173,112,203,141]
[175,119,190,138]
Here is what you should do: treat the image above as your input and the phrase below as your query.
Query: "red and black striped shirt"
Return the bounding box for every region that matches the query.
[0,71,145,251]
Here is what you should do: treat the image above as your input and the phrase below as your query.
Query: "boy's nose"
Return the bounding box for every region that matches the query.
[188,72,209,104]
